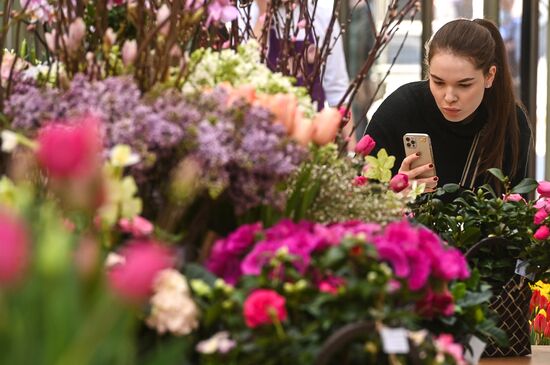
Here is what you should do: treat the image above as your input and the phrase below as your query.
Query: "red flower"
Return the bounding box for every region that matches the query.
[243,289,287,328]
[108,240,174,303]
[531,290,541,312]
[0,211,29,286]
[352,176,367,186]
[37,116,102,179]
[354,134,376,156]
[416,288,454,318]
[533,313,546,334]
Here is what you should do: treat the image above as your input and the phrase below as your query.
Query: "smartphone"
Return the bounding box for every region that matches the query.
[403,133,436,178]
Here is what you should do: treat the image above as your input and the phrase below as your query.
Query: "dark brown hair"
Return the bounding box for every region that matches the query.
[426,18,522,181]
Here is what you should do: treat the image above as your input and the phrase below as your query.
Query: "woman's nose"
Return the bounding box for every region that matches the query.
[444,89,457,103]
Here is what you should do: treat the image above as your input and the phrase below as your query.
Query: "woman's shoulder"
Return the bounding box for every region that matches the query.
[381,80,428,106]
[515,104,532,138]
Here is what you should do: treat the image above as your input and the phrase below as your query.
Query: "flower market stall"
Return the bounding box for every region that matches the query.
[1,1,550,365]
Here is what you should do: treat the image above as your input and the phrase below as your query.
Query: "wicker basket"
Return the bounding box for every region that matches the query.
[465,237,532,357]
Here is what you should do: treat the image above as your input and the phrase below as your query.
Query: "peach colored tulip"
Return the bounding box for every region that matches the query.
[227,84,257,106]
[291,113,315,146]
[262,93,298,133]
[312,107,341,145]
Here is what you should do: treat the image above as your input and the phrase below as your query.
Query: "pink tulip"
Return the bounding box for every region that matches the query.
[312,107,341,145]
[389,173,409,192]
[108,240,174,303]
[118,216,154,237]
[0,211,29,286]
[66,18,86,53]
[534,225,550,240]
[37,116,102,180]
[538,181,550,198]
[261,93,298,133]
[534,208,549,225]
[355,134,376,156]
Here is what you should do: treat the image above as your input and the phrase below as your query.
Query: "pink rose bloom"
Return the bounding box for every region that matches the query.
[352,176,367,186]
[538,181,550,198]
[318,276,345,295]
[389,173,409,193]
[534,225,550,240]
[354,134,376,156]
[534,208,549,225]
[0,211,29,286]
[118,216,154,237]
[435,334,467,365]
[502,193,524,202]
[243,289,287,328]
[37,116,102,179]
[108,240,174,303]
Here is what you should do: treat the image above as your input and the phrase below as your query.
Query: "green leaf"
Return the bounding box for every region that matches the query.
[442,183,460,193]
[511,178,538,194]
[457,290,493,307]
[487,168,506,182]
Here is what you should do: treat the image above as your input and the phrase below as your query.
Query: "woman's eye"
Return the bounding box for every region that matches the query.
[459,84,472,88]
[433,81,444,85]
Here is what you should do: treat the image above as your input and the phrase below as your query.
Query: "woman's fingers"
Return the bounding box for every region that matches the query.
[408,163,435,179]
[398,153,420,173]
[416,176,439,190]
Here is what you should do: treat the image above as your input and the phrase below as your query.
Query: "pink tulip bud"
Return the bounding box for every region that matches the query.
[45,29,57,52]
[389,173,409,193]
[122,40,138,66]
[67,18,86,52]
[538,181,550,198]
[0,210,29,286]
[103,27,117,47]
[503,193,524,202]
[534,208,549,225]
[352,176,367,186]
[156,4,171,36]
[37,115,102,180]
[534,225,550,240]
[108,240,174,303]
[312,107,341,145]
[354,134,376,156]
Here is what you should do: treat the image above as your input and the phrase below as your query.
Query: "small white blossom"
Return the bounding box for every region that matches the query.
[109,144,141,167]
[1,130,18,152]
[196,331,236,354]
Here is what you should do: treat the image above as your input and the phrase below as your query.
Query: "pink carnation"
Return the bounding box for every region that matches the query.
[0,211,29,286]
[243,289,287,328]
[108,240,174,303]
[36,116,102,179]
[354,134,376,156]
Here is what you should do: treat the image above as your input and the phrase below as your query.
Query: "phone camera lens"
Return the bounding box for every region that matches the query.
[405,137,410,141]
[406,143,411,148]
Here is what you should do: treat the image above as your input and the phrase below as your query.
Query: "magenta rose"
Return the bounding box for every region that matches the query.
[243,289,287,328]
[534,208,549,225]
[0,211,29,286]
[389,173,409,193]
[354,134,376,156]
[108,240,174,302]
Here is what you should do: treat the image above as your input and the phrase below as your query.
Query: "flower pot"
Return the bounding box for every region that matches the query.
[465,237,532,357]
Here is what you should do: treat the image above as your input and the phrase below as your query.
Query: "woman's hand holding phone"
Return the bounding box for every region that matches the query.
[398,153,439,193]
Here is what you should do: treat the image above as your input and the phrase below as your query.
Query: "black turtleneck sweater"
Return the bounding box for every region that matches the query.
[365,80,532,188]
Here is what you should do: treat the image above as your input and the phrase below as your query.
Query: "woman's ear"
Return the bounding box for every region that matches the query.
[485,65,497,88]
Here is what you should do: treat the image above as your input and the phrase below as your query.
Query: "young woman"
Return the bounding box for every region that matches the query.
[364,19,532,192]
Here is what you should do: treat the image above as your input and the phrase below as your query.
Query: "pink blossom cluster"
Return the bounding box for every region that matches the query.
[533,182,550,240]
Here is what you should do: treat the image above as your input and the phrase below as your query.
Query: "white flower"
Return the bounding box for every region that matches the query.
[105,252,125,268]
[1,130,18,152]
[109,144,141,167]
[146,269,200,336]
[196,331,236,354]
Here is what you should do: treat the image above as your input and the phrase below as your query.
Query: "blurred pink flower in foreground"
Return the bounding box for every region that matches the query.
[207,0,239,25]
[355,134,376,156]
[389,173,409,193]
[435,334,467,365]
[37,116,102,179]
[0,210,29,286]
[243,289,287,328]
[108,240,174,303]
[537,181,550,198]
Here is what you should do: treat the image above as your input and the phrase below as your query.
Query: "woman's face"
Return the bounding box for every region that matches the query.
[428,51,496,122]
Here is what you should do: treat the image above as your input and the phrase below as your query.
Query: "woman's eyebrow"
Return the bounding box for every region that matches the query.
[430,74,475,83]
